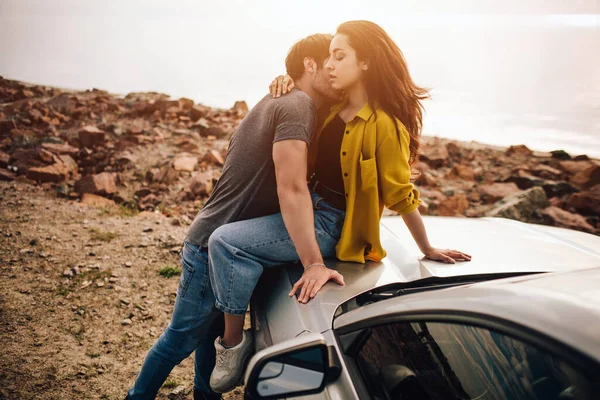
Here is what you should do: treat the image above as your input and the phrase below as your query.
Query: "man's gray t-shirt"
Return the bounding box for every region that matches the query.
[184,90,316,247]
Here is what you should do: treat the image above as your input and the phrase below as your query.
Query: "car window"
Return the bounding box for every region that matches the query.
[346,321,597,400]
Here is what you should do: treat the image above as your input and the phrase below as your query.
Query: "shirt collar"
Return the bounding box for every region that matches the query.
[329,101,375,122]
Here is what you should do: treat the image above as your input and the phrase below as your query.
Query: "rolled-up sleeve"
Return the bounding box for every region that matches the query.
[375,120,421,215]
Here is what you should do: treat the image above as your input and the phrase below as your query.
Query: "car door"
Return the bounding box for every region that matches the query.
[336,317,600,400]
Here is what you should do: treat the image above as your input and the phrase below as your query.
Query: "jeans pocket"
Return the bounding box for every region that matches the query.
[177,256,195,298]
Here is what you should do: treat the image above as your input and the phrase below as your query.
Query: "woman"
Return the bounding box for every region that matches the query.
[209,20,471,392]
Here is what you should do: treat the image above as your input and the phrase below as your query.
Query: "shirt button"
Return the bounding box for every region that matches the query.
[345,130,350,134]
[345,193,349,197]
[344,173,348,177]
[342,151,347,156]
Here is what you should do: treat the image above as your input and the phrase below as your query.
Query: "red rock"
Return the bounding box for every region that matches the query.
[233,101,249,115]
[566,185,600,215]
[505,145,533,156]
[38,148,55,163]
[541,206,595,233]
[438,194,469,216]
[208,149,225,166]
[414,171,437,187]
[154,166,180,185]
[549,197,566,208]
[188,172,214,197]
[530,164,563,180]
[412,161,430,174]
[419,145,449,168]
[179,98,195,110]
[75,172,117,195]
[418,188,447,203]
[0,150,9,168]
[558,160,595,175]
[78,125,106,147]
[80,193,117,208]
[138,194,160,210]
[27,163,68,182]
[0,119,17,134]
[446,164,475,181]
[190,105,210,121]
[570,164,600,189]
[0,169,15,181]
[467,191,481,202]
[173,155,198,172]
[41,142,79,156]
[417,199,429,214]
[57,154,78,175]
[479,182,520,204]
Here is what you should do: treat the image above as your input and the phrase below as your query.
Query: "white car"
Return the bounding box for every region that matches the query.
[244,217,600,399]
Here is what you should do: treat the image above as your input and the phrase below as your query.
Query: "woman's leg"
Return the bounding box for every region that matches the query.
[126,242,221,399]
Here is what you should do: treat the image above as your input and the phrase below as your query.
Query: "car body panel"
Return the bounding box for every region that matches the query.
[250,216,600,399]
[252,217,600,350]
[333,267,600,363]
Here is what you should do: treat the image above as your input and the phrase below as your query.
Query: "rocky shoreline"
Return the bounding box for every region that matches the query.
[1,76,598,235]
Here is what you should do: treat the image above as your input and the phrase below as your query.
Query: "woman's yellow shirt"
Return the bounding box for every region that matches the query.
[309,102,421,263]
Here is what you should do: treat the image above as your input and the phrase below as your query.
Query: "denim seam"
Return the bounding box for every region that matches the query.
[214,298,246,316]
[241,236,296,251]
[223,246,237,309]
[177,258,195,298]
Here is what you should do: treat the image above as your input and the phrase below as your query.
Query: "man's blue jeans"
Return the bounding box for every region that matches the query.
[126,191,345,398]
[127,243,223,399]
[208,191,345,315]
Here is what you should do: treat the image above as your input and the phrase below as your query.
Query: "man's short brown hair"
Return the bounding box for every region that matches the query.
[285,33,333,80]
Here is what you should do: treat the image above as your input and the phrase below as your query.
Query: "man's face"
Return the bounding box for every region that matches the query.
[311,56,344,102]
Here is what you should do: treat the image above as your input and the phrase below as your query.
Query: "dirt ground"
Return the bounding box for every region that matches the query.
[0,180,248,400]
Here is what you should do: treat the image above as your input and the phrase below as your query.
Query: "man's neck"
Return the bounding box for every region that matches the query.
[294,79,324,109]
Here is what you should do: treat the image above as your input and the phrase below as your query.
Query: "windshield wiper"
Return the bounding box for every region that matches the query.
[355,272,542,307]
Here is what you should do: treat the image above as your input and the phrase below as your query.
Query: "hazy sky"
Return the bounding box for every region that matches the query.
[1,0,598,154]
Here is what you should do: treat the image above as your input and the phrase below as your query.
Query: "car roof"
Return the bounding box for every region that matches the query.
[281,216,600,336]
[333,267,600,364]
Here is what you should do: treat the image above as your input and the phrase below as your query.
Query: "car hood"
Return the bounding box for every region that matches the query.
[285,216,600,331]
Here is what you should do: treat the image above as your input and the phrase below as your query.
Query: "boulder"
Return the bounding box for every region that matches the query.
[541,206,595,233]
[570,164,600,189]
[173,155,198,172]
[486,187,549,220]
[505,145,533,157]
[80,193,117,208]
[78,125,106,147]
[419,144,449,168]
[438,194,469,216]
[188,171,214,197]
[566,185,600,215]
[479,182,520,204]
[75,172,117,195]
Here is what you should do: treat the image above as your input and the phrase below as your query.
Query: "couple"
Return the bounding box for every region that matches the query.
[126,20,471,400]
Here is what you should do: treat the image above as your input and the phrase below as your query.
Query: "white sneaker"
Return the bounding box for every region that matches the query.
[209,330,253,393]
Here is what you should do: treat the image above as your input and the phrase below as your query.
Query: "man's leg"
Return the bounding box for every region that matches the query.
[208,198,343,317]
[126,242,222,399]
[206,192,344,392]
[193,313,224,394]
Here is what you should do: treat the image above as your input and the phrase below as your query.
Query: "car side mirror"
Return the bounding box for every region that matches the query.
[244,333,331,399]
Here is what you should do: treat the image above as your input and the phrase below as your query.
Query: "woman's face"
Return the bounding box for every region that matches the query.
[325,33,367,91]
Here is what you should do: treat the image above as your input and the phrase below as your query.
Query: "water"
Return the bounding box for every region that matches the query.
[1,0,599,156]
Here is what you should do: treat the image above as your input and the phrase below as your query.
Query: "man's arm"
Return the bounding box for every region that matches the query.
[273,140,344,303]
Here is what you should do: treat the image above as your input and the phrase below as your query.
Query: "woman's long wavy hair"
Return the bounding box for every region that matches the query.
[337,20,429,165]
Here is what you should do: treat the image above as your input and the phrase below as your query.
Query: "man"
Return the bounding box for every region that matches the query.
[126,33,343,400]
